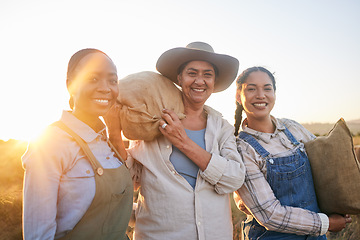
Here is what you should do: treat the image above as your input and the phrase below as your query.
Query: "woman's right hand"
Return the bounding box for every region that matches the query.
[328,214,352,232]
[159,108,188,148]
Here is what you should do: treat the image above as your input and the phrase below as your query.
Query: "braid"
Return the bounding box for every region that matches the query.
[234,101,243,136]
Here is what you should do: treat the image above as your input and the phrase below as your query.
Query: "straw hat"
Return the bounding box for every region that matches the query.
[156,42,239,92]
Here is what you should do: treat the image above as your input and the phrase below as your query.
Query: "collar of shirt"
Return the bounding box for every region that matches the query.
[241,116,286,144]
[60,111,107,143]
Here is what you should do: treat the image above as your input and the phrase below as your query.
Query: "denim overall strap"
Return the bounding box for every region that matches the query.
[239,131,270,158]
[282,126,300,146]
[239,130,326,240]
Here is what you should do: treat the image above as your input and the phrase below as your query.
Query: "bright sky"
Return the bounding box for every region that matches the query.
[1,0,360,141]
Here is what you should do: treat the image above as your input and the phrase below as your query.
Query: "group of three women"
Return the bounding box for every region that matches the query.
[22,42,351,239]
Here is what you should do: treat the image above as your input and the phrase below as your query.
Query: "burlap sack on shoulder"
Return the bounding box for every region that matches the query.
[304,118,360,215]
[117,71,185,141]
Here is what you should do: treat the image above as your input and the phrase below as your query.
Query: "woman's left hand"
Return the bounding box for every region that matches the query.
[104,103,122,134]
[328,214,352,232]
[159,109,188,149]
[104,103,128,160]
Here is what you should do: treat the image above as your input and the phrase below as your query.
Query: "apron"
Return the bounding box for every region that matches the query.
[54,121,133,240]
[239,127,327,240]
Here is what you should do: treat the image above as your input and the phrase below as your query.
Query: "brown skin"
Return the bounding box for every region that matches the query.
[328,214,352,232]
[235,71,276,134]
[70,52,119,132]
[159,108,211,171]
[158,60,216,171]
[68,52,127,161]
[236,70,352,233]
[104,104,127,161]
[106,60,216,182]
[108,60,216,171]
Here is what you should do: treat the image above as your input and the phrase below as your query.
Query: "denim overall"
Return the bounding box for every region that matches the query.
[239,127,327,240]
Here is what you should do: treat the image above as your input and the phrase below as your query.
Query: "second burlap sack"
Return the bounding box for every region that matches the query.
[117,71,185,141]
[305,118,360,214]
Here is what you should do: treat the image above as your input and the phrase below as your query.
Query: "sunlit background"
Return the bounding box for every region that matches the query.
[1,0,359,141]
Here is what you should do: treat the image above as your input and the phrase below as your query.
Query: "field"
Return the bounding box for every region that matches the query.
[0,140,26,240]
[0,137,359,239]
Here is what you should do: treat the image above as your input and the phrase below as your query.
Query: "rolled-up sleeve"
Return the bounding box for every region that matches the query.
[200,109,246,194]
[234,140,323,236]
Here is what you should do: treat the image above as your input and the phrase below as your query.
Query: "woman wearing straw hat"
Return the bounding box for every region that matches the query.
[109,42,246,240]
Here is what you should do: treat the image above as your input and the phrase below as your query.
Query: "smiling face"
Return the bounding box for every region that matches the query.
[177,60,215,108]
[69,52,118,122]
[236,71,276,122]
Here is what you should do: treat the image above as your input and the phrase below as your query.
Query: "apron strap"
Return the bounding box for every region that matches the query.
[52,121,104,176]
[107,140,127,166]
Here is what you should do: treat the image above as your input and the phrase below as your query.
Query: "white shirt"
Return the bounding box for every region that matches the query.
[127,106,246,240]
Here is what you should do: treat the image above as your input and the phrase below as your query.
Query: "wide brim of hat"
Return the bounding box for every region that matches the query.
[156,47,239,92]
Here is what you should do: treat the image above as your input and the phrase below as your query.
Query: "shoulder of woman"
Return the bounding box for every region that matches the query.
[23,125,78,168]
[127,138,162,162]
[34,124,76,148]
[236,137,263,166]
[277,118,301,128]
[278,118,315,140]
[204,105,223,117]
[236,136,257,155]
[204,105,233,128]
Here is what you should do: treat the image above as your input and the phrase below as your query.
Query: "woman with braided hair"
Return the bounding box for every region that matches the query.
[233,66,351,239]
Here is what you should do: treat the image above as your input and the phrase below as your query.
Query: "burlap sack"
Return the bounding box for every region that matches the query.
[304,118,360,214]
[117,71,185,141]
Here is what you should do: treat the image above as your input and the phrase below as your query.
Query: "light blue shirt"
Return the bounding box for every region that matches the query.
[22,111,122,239]
[170,128,206,188]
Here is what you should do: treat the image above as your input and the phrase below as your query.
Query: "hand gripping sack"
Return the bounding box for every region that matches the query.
[304,118,360,214]
[117,71,185,141]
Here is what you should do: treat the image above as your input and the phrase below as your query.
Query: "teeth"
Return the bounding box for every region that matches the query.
[193,89,205,92]
[95,99,109,103]
[254,103,266,107]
